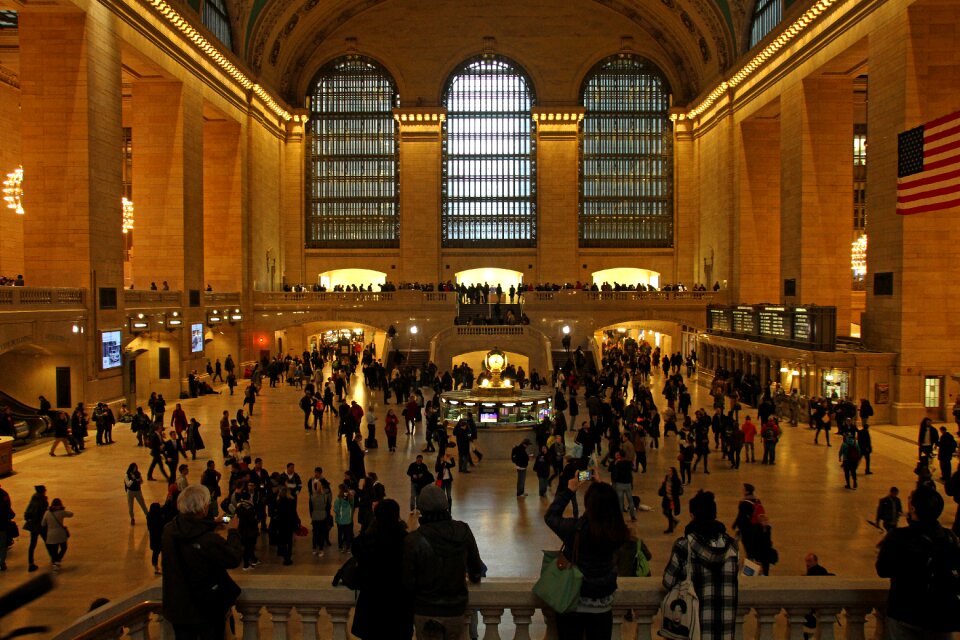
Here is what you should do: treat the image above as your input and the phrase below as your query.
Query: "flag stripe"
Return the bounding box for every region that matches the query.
[897,195,960,215]
[920,154,960,173]
[924,137,960,159]
[926,110,960,130]
[897,167,960,192]
[897,181,960,204]
[924,122,960,145]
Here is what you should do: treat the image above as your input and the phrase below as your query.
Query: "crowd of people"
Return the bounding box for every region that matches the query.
[0,334,957,640]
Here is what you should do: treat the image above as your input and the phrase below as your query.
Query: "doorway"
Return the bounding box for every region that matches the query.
[924,376,944,420]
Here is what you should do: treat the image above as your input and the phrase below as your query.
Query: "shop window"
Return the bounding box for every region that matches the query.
[579,55,673,248]
[822,369,849,399]
[442,55,536,248]
[305,56,400,248]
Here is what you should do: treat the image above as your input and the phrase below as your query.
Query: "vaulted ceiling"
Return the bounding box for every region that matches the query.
[227,0,759,105]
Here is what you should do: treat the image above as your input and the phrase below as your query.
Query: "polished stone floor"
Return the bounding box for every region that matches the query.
[0,367,947,637]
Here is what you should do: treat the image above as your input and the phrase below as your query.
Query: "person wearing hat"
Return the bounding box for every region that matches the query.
[512,438,532,497]
[23,485,48,572]
[402,485,484,639]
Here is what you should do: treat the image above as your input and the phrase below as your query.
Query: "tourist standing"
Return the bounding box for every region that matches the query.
[124,462,149,525]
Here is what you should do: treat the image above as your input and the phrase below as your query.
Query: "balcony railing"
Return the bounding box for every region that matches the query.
[204,291,242,305]
[253,290,454,309]
[0,287,86,308]
[53,576,888,640]
[123,290,183,307]
[525,290,719,304]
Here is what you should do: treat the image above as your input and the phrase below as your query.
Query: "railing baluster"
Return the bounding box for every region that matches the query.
[326,606,351,640]
[817,608,841,640]
[756,607,781,640]
[785,607,813,640]
[871,609,886,640]
[298,606,321,640]
[266,606,290,640]
[238,604,261,640]
[612,607,628,638]
[734,607,752,640]
[127,614,151,639]
[844,608,868,640]
[157,613,175,640]
[632,606,657,640]
[480,607,504,639]
[510,607,535,640]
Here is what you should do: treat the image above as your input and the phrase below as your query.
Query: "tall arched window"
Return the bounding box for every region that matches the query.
[442,55,536,247]
[580,54,673,248]
[749,0,782,48]
[306,56,400,248]
[201,0,232,49]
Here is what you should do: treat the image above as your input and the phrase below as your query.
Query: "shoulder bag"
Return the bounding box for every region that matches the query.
[658,535,701,640]
[533,528,583,614]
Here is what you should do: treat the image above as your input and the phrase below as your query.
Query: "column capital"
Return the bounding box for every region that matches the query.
[285,108,309,140]
[393,107,446,141]
[533,106,584,140]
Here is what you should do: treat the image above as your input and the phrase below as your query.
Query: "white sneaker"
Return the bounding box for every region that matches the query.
[318,550,325,557]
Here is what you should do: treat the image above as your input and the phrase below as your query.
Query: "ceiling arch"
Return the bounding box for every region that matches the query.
[239,0,747,106]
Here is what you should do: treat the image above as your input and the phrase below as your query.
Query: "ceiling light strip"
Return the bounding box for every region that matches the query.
[672,0,841,122]
[145,0,292,122]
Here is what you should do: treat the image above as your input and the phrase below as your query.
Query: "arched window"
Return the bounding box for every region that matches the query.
[579,55,673,248]
[442,55,536,247]
[749,0,782,48]
[305,56,400,248]
[201,0,232,49]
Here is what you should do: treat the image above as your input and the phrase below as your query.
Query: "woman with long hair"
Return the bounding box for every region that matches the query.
[40,498,74,572]
[350,499,413,639]
[124,462,149,525]
[545,478,632,640]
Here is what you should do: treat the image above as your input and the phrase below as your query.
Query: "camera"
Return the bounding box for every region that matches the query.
[221,515,232,524]
[577,470,593,482]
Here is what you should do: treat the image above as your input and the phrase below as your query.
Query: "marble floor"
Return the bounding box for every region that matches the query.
[0,368,949,637]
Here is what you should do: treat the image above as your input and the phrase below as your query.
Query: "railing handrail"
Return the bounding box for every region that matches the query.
[0,286,86,306]
[52,575,889,640]
[123,290,183,306]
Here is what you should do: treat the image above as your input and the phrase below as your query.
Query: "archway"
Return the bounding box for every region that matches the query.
[318,268,387,289]
[455,268,523,293]
[591,267,660,288]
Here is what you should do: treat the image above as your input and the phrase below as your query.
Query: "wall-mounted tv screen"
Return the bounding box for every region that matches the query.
[479,412,498,423]
[101,330,122,370]
[191,323,204,353]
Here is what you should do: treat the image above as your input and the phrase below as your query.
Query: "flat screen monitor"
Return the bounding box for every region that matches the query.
[479,412,498,423]
[101,330,122,370]
[190,323,204,353]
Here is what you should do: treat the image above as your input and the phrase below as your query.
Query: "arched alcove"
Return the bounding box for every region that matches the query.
[591,267,660,288]
[455,268,523,292]
[318,268,387,289]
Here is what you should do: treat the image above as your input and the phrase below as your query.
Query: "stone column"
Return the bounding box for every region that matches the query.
[0,80,23,276]
[130,80,204,293]
[862,0,960,423]
[203,117,243,291]
[779,77,853,331]
[673,113,698,285]
[736,117,781,303]
[19,7,124,289]
[280,110,308,287]
[394,108,445,283]
[533,107,583,285]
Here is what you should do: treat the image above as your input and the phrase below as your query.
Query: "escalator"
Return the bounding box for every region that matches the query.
[0,390,51,441]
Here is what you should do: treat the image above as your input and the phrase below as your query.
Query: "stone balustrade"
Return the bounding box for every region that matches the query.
[524,290,720,304]
[204,291,242,305]
[123,290,184,308]
[52,576,888,640]
[253,289,453,310]
[0,286,86,307]
[456,325,528,336]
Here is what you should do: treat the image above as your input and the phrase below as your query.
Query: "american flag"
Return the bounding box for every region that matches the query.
[897,110,960,215]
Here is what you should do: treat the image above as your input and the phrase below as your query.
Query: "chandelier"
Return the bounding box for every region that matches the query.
[2,166,23,215]
[851,235,867,278]
[122,197,134,233]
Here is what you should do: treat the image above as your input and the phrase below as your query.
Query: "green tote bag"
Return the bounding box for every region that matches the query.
[533,547,584,614]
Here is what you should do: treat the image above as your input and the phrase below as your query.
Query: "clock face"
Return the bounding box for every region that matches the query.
[488,353,504,370]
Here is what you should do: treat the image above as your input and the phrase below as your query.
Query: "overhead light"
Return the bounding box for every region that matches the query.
[780,367,788,373]
[410,325,418,335]
[562,325,570,335]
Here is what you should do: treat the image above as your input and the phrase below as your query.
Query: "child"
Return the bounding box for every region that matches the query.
[333,484,354,553]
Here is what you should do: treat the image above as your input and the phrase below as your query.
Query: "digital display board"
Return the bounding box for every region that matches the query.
[101,330,122,369]
[190,323,204,353]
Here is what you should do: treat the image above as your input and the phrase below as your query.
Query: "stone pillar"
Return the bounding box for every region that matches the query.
[394,108,445,283]
[780,77,853,331]
[203,117,243,291]
[863,0,960,423]
[280,110,307,287]
[736,117,781,303]
[130,80,204,293]
[533,107,583,284]
[19,8,124,289]
[0,81,23,276]
[673,113,698,285]
[696,99,736,289]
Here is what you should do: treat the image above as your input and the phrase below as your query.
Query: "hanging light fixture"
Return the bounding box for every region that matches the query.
[2,166,24,215]
[851,235,867,278]
[122,196,135,233]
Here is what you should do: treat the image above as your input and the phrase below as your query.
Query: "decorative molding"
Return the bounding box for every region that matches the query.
[0,65,19,89]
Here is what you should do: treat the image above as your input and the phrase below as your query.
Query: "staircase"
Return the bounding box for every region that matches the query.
[551,350,597,375]
[455,302,524,325]
[386,349,430,371]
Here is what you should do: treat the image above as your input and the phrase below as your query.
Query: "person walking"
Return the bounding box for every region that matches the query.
[23,485,48,572]
[875,487,903,532]
[936,427,957,484]
[658,468,684,534]
[918,417,939,459]
[333,484,355,553]
[273,486,299,566]
[512,438,531,498]
[406,454,431,514]
[146,426,168,482]
[534,446,552,498]
[48,411,73,457]
[350,499,413,640]
[760,418,781,465]
[858,424,874,475]
[146,502,165,575]
[839,433,861,490]
[124,463,149,525]
[663,490,740,640]
[384,408,399,452]
[610,451,637,521]
[544,479,631,639]
[40,498,73,572]
[186,418,204,461]
[308,477,332,558]
[741,416,757,463]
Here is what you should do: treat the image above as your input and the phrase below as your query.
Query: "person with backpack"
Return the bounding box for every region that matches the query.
[512,438,532,498]
[839,433,861,490]
[876,484,960,639]
[760,418,781,465]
